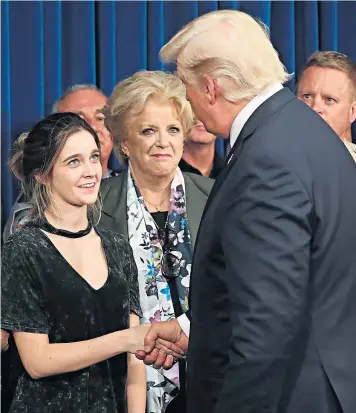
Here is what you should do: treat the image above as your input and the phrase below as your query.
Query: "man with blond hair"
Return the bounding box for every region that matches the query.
[297,51,356,161]
[137,9,356,413]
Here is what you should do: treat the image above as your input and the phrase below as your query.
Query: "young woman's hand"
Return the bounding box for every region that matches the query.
[128,324,151,354]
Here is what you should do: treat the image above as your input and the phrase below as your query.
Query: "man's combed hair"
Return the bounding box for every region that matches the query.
[298,51,356,100]
[160,10,291,102]
[52,84,104,113]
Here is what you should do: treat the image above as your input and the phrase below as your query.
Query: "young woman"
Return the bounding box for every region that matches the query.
[1,112,148,413]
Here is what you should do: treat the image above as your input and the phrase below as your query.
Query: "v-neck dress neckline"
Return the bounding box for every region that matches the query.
[38,228,110,292]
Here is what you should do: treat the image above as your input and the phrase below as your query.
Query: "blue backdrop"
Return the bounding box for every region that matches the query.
[2,0,356,228]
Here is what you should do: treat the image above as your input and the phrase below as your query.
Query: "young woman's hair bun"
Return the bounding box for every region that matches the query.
[8,132,29,182]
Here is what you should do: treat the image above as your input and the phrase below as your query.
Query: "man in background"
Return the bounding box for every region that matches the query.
[297,51,356,161]
[179,119,223,178]
[53,84,121,176]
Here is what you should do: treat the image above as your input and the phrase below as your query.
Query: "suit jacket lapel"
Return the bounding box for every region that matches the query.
[188,88,297,315]
[184,174,210,249]
[100,172,128,238]
[202,88,296,219]
[100,171,210,245]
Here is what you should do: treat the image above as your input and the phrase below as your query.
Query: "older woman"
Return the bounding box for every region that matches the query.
[100,71,214,413]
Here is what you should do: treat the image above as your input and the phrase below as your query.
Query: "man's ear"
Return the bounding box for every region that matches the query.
[202,74,219,106]
[350,100,356,124]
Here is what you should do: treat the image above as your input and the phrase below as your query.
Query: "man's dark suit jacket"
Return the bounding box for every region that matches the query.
[98,171,214,248]
[187,88,356,413]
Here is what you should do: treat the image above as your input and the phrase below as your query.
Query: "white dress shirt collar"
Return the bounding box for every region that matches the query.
[229,83,283,148]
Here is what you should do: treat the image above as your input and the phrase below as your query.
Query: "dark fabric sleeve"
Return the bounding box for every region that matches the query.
[125,242,143,318]
[1,239,49,334]
[214,150,312,413]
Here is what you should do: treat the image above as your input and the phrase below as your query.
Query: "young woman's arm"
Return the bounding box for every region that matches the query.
[13,323,150,380]
[3,237,150,380]
[127,314,146,413]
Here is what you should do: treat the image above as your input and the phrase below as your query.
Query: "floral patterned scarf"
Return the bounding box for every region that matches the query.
[127,168,192,413]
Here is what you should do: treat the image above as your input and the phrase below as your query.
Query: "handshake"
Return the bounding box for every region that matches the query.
[133,320,189,369]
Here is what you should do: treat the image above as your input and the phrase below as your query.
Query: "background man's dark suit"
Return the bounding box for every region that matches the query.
[187,88,356,413]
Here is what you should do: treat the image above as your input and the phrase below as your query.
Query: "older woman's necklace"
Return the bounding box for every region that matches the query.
[143,192,171,212]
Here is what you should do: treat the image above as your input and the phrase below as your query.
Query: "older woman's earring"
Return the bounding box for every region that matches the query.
[119,146,129,159]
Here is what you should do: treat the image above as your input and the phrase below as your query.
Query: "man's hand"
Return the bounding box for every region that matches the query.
[135,320,189,369]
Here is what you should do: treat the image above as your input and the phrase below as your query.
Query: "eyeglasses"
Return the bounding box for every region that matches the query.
[159,230,182,280]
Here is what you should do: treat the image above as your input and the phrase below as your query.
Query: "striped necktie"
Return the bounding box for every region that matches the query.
[225,140,232,158]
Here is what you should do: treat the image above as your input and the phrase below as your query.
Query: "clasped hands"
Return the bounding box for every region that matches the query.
[135,319,188,369]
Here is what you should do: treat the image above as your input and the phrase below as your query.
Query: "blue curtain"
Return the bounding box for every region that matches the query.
[2,0,356,228]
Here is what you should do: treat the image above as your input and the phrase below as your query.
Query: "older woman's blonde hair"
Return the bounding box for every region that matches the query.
[160,10,291,102]
[103,70,194,161]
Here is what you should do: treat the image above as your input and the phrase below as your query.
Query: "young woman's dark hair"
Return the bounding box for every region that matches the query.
[8,112,101,223]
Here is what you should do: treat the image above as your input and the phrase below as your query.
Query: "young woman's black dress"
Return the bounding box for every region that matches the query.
[1,226,142,413]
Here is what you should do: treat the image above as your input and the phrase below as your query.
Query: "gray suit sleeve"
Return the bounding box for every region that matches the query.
[3,203,32,243]
[214,150,312,413]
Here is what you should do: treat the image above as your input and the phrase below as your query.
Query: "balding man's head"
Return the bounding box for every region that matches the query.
[53,85,113,168]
